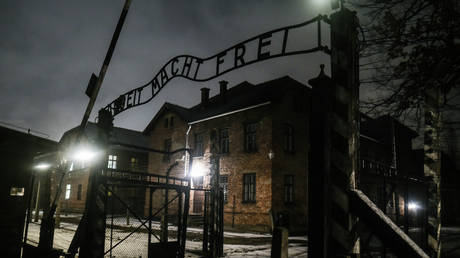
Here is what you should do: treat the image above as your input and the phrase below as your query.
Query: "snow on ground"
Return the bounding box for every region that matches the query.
[25,217,306,257]
[27,212,458,257]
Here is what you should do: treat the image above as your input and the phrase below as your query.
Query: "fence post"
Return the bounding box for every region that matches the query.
[424,87,442,257]
[203,191,209,254]
[79,109,111,258]
[271,227,289,258]
[308,7,360,257]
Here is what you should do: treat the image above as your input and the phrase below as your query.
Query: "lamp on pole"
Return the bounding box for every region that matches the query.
[33,163,51,222]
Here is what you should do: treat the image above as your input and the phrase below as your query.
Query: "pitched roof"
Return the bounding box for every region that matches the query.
[143,102,193,134]
[60,122,149,150]
[143,76,310,134]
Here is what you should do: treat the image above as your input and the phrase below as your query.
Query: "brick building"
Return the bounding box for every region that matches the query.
[57,122,149,214]
[143,77,310,232]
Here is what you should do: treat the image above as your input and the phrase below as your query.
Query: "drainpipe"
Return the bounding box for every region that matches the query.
[185,125,192,177]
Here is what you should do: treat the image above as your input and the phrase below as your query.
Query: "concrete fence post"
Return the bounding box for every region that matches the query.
[271,227,289,258]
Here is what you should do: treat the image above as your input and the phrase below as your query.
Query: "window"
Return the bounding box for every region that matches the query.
[130,157,139,171]
[284,124,294,153]
[169,116,174,127]
[244,123,257,152]
[164,118,169,128]
[195,133,204,157]
[192,176,204,188]
[284,175,294,203]
[243,173,256,202]
[77,184,82,200]
[65,184,71,200]
[10,187,24,196]
[107,155,117,169]
[220,175,229,203]
[219,128,229,154]
[163,139,172,162]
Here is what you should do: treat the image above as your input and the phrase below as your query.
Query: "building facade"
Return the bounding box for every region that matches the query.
[57,123,149,214]
[143,77,310,232]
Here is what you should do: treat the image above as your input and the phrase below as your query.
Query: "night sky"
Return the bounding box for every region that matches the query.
[0,0,337,141]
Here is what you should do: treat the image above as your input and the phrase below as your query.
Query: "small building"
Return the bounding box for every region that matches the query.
[359,115,424,227]
[0,125,57,258]
[57,122,150,214]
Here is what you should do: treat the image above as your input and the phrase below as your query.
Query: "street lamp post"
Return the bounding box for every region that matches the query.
[33,163,51,222]
[33,178,41,222]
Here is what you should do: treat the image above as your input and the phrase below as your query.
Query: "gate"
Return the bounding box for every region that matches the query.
[102,169,190,258]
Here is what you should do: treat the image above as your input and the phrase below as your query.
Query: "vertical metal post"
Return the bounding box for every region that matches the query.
[232,195,236,228]
[177,191,183,244]
[181,188,190,257]
[34,177,41,222]
[405,180,409,234]
[23,171,36,244]
[148,188,152,249]
[110,186,114,258]
[218,189,224,256]
[162,187,169,242]
[79,151,108,257]
[203,191,209,254]
[180,157,192,258]
[79,0,132,129]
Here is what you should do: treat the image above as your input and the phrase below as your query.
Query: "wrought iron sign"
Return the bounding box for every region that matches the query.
[104,15,330,117]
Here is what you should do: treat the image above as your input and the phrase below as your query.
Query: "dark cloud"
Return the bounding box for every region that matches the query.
[0,0,331,140]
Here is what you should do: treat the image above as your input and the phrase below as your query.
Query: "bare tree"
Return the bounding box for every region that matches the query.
[351,0,460,121]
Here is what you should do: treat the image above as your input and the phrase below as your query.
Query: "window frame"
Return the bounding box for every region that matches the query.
[194,133,205,157]
[65,184,71,200]
[244,122,258,152]
[283,124,295,153]
[219,175,229,204]
[284,175,294,204]
[107,154,117,169]
[242,173,256,203]
[219,128,229,154]
[77,184,82,200]
[163,138,172,162]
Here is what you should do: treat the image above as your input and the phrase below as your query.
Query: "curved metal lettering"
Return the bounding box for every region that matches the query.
[104,15,329,117]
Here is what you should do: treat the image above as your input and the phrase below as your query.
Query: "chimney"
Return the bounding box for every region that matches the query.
[200,87,210,106]
[219,80,228,102]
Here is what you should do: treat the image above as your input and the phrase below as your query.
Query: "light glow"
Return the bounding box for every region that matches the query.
[66,144,100,163]
[191,163,205,177]
[408,202,420,211]
[34,163,51,170]
[72,148,97,162]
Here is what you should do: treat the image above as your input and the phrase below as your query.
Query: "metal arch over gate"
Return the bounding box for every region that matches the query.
[102,15,331,117]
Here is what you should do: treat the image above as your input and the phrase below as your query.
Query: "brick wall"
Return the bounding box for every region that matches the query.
[144,110,188,217]
[189,105,274,231]
[271,88,310,232]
